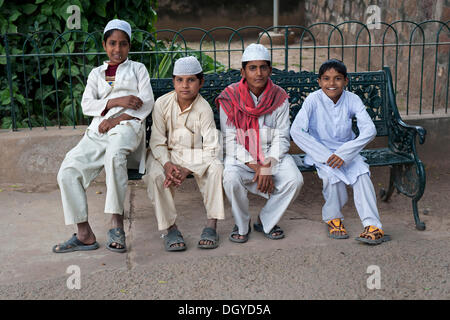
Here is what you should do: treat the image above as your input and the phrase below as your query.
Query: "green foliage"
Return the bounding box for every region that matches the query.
[148,41,226,78]
[0,0,226,130]
[0,0,157,35]
[0,0,158,129]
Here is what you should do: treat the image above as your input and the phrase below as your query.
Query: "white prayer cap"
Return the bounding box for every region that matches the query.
[104,19,132,40]
[241,43,271,62]
[173,56,203,76]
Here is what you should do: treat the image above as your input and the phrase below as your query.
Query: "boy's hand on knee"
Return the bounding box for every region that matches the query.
[163,162,181,187]
[327,154,344,169]
[98,113,135,133]
[174,167,192,186]
[98,118,119,133]
[258,174,274,194]
[253,164,274,194]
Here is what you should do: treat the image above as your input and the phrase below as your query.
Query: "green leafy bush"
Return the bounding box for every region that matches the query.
[0,0,158,129]
[1,1,226,130]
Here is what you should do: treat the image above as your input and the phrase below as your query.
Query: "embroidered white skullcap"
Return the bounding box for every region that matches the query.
[104,19,132,40]
[173,56,203,76]
[241,43,271,62]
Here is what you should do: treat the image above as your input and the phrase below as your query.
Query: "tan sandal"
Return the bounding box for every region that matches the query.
[326,218,349,239]
[355,226,391,245]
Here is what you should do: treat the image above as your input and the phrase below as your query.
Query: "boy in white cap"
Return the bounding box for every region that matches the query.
[53,19,154,253]
[143,56,224,251]
[216,43,303,243]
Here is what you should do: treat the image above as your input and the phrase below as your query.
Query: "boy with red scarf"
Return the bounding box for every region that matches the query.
[216,44,303,243]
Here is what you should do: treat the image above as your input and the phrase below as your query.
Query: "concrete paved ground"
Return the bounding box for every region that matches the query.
[0,166,449,300]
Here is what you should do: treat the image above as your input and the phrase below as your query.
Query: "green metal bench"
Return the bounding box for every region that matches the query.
[128,66,427,230]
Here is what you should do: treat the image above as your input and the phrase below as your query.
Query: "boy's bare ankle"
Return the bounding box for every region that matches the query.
[110,213,124,229]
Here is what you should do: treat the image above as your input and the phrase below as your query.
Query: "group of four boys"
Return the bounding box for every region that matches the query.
[53,19,389,254]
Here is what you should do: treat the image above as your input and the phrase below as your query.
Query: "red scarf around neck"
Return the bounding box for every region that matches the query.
[216,77,289,163]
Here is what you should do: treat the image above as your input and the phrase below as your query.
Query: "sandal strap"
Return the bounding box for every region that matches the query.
[107,228,126,246]
[200,227,218,242]
[58,233,83,249]
[270,225,284,234]
[359,226,384,240]
[165,229,185,246]
[327,218,348,235]
[231,224,251,236]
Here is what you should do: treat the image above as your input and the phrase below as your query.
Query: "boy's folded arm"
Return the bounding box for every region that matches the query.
[123,65,155,120]
[81,70,109,117]
[290,104,333,164]
[334,104,377,163]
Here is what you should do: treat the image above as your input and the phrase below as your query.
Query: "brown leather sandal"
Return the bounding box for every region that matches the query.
[326,218,349,239]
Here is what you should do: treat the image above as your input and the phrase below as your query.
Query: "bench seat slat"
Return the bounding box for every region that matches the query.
[291,148,414,172]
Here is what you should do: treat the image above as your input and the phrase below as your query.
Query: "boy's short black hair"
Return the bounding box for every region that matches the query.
[318,59,347,78]
[241,60,271,69]
[103,29,131,44]
[172,72,204,81]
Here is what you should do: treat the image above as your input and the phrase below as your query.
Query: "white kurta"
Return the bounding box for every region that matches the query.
[290,89,382,228]
[82,58,154,173]
[220,92,303,235]
[58,59,154,225]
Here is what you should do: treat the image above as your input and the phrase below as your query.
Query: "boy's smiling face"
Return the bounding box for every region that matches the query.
[102,30,130,65]
[318,68,348,104]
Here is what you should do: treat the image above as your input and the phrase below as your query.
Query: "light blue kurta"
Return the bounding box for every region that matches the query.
[290,89,376,185]
[290,89,382,228]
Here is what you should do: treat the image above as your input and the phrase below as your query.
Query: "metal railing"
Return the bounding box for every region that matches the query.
[1,20,449,131]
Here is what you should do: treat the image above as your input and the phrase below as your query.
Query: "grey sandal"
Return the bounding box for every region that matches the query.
[229,224,251,243]
[253,223,285,240]
[164,228,187,252]
[198,227,219,249]
[107,228,127,253]
[52,233,99,253]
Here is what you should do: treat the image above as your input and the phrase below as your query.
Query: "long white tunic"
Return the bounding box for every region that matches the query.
[220,91,303,234]
[81,58,154,173]
[290,89,376,185]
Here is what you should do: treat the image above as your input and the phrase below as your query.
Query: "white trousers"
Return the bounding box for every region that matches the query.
[321,173,382,228]
[223,155,303,235]
[57,121,143,225]
[143,154,225,231]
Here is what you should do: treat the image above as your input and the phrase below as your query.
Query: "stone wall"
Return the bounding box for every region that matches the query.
[304,0,450,113]
[305,0,448,25]
[154,0,306,40]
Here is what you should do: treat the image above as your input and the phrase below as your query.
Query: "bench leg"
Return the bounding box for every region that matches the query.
[380,165,395,202]
[391,163,426,231]
[412,199,426,231]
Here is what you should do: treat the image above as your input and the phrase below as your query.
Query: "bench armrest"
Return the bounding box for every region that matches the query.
[395,118,426,145]
[383,66,427,157]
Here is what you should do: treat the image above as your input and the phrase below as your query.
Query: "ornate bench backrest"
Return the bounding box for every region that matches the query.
[148,68,389,145]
